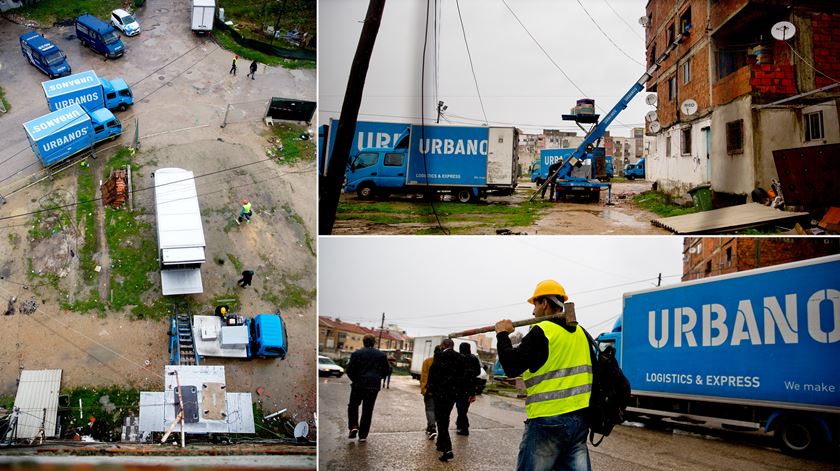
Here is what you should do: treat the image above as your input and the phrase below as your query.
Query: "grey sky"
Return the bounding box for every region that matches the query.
[319,0,650,136]
[319,237,684,339]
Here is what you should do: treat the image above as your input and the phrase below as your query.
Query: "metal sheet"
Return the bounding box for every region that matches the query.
[772,143,840,210]
[487,128,515,185]
[138,392,165,439]
[651,203,809,234]
[174,385,200,423]
[12,369,61,439]
[192,316,248,358]
[160,268,203,296]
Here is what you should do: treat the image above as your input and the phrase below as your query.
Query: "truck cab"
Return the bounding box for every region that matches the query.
[529,161,543,185]
[249,314,288,359]
[89,108,122,143]
[624,158,645,180]
[345,148,408,199]
[76,14,125,59]
[101,77,133,111]
[19,32,71,79]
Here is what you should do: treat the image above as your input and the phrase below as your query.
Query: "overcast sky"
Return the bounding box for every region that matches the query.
[319,0,651,136]
[319,237,684,340]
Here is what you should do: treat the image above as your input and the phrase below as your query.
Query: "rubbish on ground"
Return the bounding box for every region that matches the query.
[263,409,287,420]
[21,298,37,314]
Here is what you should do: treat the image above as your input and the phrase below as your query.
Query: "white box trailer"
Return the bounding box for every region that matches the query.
[153,168,205,295]
[191,0,215,33]
[409,335,478,379]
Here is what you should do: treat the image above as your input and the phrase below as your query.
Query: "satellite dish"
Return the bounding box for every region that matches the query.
[294,421,309,439]
[771,21,796,41]
[645,94,658,106]
[645,110,658,122]
[639,16,650,27]
[649,121,661,133]
[681,99,698,116]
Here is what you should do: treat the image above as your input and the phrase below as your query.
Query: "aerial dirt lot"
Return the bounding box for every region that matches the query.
[332,180,669,235]
[0,0,316,439]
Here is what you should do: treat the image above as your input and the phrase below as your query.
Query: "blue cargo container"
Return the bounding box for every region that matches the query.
[19,31,71,79]
[42,70,133,113]
[597,255,840,455]
[23,103,121,166]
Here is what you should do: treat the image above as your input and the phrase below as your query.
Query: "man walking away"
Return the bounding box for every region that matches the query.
[495,280,593,471]
[237,270,254,288]
[346,334,390,442]
[238,199,253,224]
[382,358,394,389]
[248,60,258,79]
[420,346,440,440]
[455,343,481,436]
[230,55,238,75]
[428,338,466,462]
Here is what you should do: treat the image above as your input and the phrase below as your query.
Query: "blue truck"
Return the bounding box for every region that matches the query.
[532,147,611,202]
[169,313,288,365]
[22,103,121,167]
[19,31,71,79]
[42,70,133,113]
[596,255,840,455]
[76,14,125,59]
[624,157,646,180]
[323,119,519,203]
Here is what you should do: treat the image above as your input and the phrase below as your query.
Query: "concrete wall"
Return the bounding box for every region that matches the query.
[649,116,711,195]
[710,95,754,195]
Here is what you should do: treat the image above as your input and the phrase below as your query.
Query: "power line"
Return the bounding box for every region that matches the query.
[454,0,489,125]
[602,0,644,41]
[574,0,644,67]
[784,40,840,84]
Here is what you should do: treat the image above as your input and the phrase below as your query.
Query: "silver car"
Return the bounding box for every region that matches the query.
[111,9,140,36]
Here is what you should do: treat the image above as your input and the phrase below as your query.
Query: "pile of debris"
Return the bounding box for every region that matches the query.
[100,169,128,208]
[266,137,284,161]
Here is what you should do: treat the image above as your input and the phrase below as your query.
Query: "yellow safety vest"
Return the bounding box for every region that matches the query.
[522,321,592,419]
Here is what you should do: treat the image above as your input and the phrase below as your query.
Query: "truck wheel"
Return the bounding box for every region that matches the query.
[118,104,127,112]
[776,416,823,455]
[357,183,375,199]
[627,174,635,181]
[456,189,474,203]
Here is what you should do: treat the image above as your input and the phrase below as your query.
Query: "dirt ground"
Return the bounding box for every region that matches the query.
[331,180,670,235]
[0,0,316,439]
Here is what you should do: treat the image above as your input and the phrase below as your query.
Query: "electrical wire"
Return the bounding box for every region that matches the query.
[784,40,840,84]
[575,0,644,67]
[603,0,644,41]
[454,0,489,125]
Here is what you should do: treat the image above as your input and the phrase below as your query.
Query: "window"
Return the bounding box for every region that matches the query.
[718,49,747,80]
[804,111,824,141]
[667,21,676,44]
[384,153,403,166]
[681,127,692,155]
[668,76,677,101]
[107,120,119,128]
[666,135,672,157]
[680,7,692,35]
[726,120,743,154]
[94,125,104,133]
[650,44,657,66]
[705,261,712,275]
[106,92,116,100]
[353,152,378,169]
[725,247,732,267]
[682,59,691,84]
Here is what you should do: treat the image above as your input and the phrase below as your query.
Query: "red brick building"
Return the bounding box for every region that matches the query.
[645,1,840,202]
[682,237,839,281]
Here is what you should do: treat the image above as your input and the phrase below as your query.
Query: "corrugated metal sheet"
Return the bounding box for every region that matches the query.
[651,203,810,234]
[12,369,61,439]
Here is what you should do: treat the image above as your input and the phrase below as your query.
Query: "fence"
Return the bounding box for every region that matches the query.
[213,18,315,62]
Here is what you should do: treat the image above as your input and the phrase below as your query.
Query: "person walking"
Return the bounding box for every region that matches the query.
[428,338,466,462]
[229,55,238,75]
[381,358,394,389]
[346,334,391,442]
[495,280,593,471]
[237,270,254,288]
[248,60,258,79]
[455,343,481,436]
[419,346,440,440]
[238,199,252,224]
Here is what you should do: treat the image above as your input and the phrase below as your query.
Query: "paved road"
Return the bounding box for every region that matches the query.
[319,376,835,470]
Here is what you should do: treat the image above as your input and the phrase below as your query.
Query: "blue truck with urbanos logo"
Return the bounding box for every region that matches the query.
[23,103,122,167]
[19,31,71,79]
[531,147,611,201]
[42,70,133,113]
[596,255,840,455]
[76,14,125,59]
[323,119,519,202]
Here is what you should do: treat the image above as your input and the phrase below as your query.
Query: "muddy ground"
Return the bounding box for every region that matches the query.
[0,0,316,439]
[332,180,670,235]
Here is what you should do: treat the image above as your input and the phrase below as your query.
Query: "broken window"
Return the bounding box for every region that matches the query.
[680,7,692,35]
[681,127,692,155]
[682,59,691,84]
[804,111,824,141]
[726,120,743,154]
[668,75,677,101]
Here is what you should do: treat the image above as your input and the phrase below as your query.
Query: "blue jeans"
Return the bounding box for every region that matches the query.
[516,412,591,471]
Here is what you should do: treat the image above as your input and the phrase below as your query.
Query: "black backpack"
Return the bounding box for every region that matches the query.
[582,328,631,446]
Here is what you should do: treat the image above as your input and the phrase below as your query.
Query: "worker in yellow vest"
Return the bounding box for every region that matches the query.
[238,199,253,224]
[495,280,593,471]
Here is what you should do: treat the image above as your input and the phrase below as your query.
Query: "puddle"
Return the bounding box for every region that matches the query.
[600,208,649,228]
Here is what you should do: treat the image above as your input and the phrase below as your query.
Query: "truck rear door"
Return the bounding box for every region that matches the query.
[486,128,515,185]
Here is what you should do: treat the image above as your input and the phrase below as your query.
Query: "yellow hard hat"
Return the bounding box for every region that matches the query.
[528,280,567,304]
[220,307,227,314]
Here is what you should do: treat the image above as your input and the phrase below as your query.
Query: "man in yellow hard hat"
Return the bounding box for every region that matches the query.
[495,280,593,471]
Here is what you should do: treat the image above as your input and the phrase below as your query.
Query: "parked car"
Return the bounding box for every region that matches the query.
[111,9,140,36]
[318,355,344,377]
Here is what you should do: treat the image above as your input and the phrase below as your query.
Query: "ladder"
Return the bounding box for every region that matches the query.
[169,307,200,366]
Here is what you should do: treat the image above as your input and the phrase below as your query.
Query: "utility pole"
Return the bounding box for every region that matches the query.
[436,100,447,123]
[319,0,387,235]
[378,312,385,349]
[657,273,662,286]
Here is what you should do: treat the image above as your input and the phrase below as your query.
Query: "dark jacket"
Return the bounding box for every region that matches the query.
[428,348,467,400]
[461,353,482,396]
[346,346,390,390]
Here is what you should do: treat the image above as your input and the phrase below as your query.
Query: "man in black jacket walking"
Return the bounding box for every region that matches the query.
[346,334,390,442]
[455,343,481,436]
[428,338,467,462]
